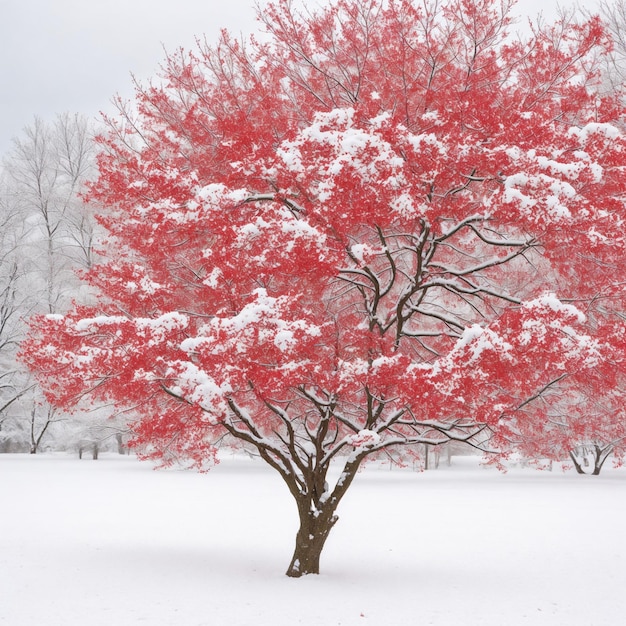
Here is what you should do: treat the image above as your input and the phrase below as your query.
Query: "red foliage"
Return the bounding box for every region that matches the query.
[21,0,626,477]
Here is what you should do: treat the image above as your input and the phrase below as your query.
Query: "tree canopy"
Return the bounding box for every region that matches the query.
[21,0,626,575]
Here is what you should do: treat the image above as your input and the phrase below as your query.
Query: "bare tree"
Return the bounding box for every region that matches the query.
[4,114,97,314]
[0,113,103,453]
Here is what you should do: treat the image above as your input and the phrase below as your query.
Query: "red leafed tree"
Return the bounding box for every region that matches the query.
[21,0,626,576]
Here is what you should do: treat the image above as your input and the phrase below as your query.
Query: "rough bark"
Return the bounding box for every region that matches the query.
[286,504,339,577]
[283,453,365,577]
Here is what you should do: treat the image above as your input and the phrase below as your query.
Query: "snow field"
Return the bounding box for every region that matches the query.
[0,454,625,625]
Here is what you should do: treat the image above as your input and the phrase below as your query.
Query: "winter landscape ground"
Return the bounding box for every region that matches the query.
[1,453,625,625]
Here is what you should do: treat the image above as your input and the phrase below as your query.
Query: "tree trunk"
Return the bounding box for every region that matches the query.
[286,506,339,577]
[592,444,612,475]
[569,450,584,474]
[570,444,613,475]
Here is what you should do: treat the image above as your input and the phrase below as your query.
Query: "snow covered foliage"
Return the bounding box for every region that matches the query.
[21,0,626,575]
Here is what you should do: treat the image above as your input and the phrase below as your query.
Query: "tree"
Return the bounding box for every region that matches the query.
[1,114,101,453]
[3,113,97,313]
[21,0,626,576]
[0,173,34,450]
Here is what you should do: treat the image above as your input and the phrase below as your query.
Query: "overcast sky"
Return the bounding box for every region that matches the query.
[0,0,579,156]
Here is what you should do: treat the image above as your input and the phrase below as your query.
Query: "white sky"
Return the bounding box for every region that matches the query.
[0,0,581,156]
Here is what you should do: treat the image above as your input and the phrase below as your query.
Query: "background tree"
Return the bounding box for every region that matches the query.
[1,113,109,453]
[22,0,626,576]
[0,173,34,450]
[4,113,97,311]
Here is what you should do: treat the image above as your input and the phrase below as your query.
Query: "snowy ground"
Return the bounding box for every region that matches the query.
[1,453,625,625]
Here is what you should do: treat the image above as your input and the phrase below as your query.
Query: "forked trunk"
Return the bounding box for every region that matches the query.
[277,448,364,577]
[286,506,339,577]
[569,444,613,475]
